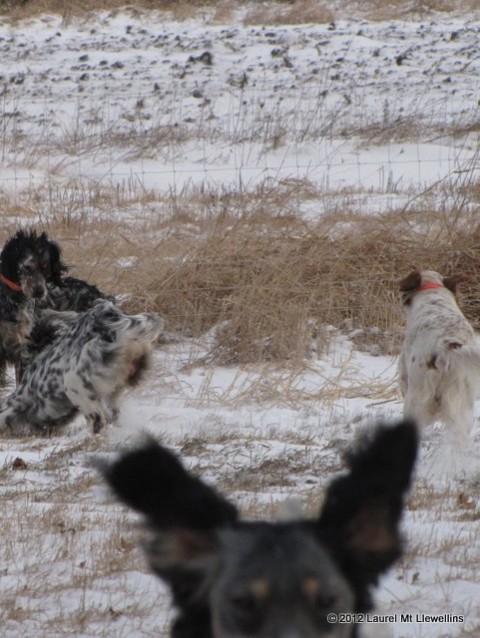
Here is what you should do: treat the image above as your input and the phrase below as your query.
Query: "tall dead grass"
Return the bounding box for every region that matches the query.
[1,0,480,23]
[243,1,333,26]
[4,177,480,366]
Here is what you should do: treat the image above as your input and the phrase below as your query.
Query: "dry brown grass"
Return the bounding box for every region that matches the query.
[3,174,480,367]
[359,0,480,19]
[0,0,209,22]
[0,432,170,636]
[244,0,334,26]
[1,0,479,24]
[116,189,480,364]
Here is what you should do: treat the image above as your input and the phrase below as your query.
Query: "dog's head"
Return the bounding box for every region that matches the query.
[104,420,418,638]
[399,269,470,306]
[0,229,68,299]
[84,300,164,345]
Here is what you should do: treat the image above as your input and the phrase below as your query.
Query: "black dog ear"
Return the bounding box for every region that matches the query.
[316,420,418,610]
[104,438,238,531]
[0,230,32,281]
[104,439,238,578]
[399,269,421,292]
[38,232,69,284]
[399,270,422,306]
[443,273,470,295]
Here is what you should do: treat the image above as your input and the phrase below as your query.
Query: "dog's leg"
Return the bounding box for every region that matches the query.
[63,370,113,434]
[0,359,7,386]
[444,399,474,451]
[0,404,26,435]
[0,407,10,432]
[14,361,25,385]
[89,413,107,434]
[88,398,118,433]
[398,352,408,398]
[403,390,427,427]
[102,388,122,426]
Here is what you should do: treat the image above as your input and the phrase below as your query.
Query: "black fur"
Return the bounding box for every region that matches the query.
[105,420,418,638]
[0,228,111,385]
[18,310,77,372]
[47,276,113,312]
[317,420,418,614]
[106,438,239,638]
[0,229,57,384]
[105,439,239,530]
[1,229,65,290]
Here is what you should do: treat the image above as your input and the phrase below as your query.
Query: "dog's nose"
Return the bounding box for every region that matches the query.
[32,285,47,299]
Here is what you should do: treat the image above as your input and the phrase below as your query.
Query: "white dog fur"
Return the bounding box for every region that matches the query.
[398,269,480,448]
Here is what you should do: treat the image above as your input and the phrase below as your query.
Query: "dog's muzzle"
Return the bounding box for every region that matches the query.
[129,313,164,341]
[22,275,48,300]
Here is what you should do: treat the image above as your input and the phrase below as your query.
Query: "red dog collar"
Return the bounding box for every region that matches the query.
[0,274,23,292]
[418,282,443,292]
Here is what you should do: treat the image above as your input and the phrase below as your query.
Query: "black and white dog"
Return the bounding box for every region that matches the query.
[0,300,163,435]
[105,420,418,638]
[0,228,110,384]
[0,230,55,383]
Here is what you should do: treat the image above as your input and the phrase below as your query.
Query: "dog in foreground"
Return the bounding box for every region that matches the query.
[399,269,479,447]
[0,228,109,384]
[105,420,418,638]
[0,300,163,435]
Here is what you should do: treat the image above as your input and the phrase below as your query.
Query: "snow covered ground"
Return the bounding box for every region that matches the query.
[3,334,480,637]
[1,4,480,638]
[1,5,480,207]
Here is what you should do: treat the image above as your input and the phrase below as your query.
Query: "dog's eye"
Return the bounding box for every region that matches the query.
[301,576,336,611]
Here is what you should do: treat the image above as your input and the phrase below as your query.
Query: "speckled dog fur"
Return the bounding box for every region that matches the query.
[0,300,163,435]
[399,269,480,447]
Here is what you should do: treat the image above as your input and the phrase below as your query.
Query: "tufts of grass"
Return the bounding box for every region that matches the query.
[244,0,333,26]
[3,173,480,366]
[2,0,480,23]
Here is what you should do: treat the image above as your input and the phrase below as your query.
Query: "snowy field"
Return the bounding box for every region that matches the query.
[1,3,480,208]
[1,3,480,638]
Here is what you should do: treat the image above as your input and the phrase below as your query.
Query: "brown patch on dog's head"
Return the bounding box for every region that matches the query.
[447,341,462,350]
[443,274,470,295]
[399,269,422,306]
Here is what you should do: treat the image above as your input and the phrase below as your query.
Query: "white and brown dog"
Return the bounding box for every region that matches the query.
[399,269,479,447]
